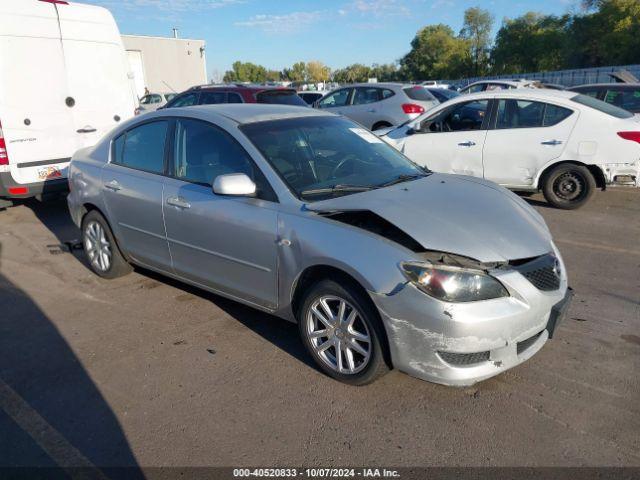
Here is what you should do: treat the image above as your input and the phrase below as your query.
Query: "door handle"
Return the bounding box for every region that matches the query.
[541,140,563,146]
[458,141,476,147]
[77,126,97,133]
[104,180,121,191]
[166,196,191,209]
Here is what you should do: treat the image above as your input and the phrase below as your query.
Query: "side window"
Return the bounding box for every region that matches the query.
[496,100,545,129]
[543,104,573,126]
[486,83,506,91]
[112,121,168,174]
[173,119,276,201]
[381,89,395,99]
[199,91,227,105]
[169,93,199,108]
[318,89,351,108]
[353,87,381,105]
[139,95,151,105]
[466,84,484,94]
[150,94,162,104]
[228,92,243,103]
[434,100,489,132]
[579,89,599,99]
[604,89,640,112]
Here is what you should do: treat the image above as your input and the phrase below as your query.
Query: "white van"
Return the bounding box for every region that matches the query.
[0,0,137,205]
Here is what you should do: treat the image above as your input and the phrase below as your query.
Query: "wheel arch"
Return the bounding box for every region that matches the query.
[536,160,606,191]
[290,264,393,366]
[81,202,130,260]
[372,120,393,131]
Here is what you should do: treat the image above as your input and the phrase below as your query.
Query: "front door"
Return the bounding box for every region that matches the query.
[101,119,171,269]
[402,99,490,178]
[482,99,577,187]
[162,118,279,309]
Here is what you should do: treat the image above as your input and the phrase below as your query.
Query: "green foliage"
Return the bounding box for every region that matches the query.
[400,24,470,80]
[492,13,569,74]
[282,62,308,82]
[460,7,494,76]
[332,64,372,83]
[222,61,267,83]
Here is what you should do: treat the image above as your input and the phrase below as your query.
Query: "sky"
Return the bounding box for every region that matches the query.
[87,0,579,81]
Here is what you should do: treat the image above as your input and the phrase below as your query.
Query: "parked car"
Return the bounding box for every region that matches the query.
[424,87,461,103]
[136,93,177,115]
[421,81,451,89]
[68,104,572,386]
[315,83,438,131]
[0,0,137,207]
[570,83,640,114]
[298,91,326,106]
[162,84,307,108]
[459,79,537,94]
[380,90,640,209]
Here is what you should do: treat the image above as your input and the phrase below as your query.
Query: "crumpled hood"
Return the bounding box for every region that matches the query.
[308,173,553,263]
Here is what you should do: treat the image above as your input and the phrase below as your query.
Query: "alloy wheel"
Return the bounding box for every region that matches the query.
[305,295,372,375]
[84,221,112,272]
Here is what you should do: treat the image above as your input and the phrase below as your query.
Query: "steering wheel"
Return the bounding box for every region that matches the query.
[331,154,359,179]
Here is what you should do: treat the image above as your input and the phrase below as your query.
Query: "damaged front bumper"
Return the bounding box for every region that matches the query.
[369,264,571,387]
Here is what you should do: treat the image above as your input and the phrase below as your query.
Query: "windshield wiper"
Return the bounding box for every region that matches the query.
[379,173,428,188]
[300,184,376,197]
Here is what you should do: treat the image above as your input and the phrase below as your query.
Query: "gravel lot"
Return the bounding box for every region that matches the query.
[0,188,638,469]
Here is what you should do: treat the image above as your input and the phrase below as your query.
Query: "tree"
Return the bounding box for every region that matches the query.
[265,69,282,82]
[222,61,267,83]
[400,24,469,80]
[459,7,494,77]
[332,64,372,83]
[565,0,640,67]
[370,63,400,82]
[306,61,331,83]
[282,62,307,82]
[491,13,569,74]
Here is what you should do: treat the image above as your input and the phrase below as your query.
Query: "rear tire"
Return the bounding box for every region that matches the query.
[298,279,389,385]
[81,210,132,279]
[542,164,596,210]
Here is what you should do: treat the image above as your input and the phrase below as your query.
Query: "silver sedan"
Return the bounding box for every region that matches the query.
[67,104,572,386]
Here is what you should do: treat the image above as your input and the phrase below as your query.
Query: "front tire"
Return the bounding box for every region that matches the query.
[298,279,389,385]
[81,210,132,279]
[542,164,596,210]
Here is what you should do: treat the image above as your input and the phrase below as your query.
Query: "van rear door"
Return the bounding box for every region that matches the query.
[57,2,136,151]
[0,0,77,185]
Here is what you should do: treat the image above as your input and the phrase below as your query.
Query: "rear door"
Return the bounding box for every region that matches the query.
[482,99,577,186]
[0,0,76,185]
[102,119,171,269]
[57,2,136,152]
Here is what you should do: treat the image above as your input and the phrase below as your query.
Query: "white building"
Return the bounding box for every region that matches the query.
[122,34,207,99]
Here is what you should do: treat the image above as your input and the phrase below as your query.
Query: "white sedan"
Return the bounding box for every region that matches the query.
[380,89,640,209]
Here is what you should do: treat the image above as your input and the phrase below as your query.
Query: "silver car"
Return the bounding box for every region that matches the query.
[67,104,572,386]
[315,83,438,131]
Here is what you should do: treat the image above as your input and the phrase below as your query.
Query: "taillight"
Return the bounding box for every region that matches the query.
[8,187,28,195]
[617,131,640,144]
[0,120,8,166]
[402,103,425,114]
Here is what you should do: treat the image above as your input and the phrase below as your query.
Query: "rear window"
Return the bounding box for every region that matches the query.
[571,94,633,119]
[403,86,436,102]
[256,90,306,106]
[429,89,460,102]
[604,89,640,114]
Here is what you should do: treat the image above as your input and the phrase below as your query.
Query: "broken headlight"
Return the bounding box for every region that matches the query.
[400,262,509,303]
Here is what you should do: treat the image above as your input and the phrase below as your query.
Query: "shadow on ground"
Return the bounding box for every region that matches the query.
[0,245,144,478]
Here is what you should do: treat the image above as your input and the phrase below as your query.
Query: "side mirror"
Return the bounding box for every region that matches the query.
[213,173,256,197]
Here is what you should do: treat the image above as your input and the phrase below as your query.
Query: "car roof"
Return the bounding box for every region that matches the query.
[457,89,577,102]
[345,83,414,89]
[188,84,295,92]
[164,104,332,125]
[571,83,640,89]
[466,79,533,87]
